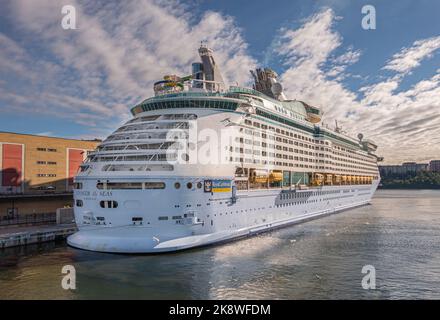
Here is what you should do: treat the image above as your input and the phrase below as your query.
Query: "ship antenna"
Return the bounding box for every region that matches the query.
[335,120,342,133]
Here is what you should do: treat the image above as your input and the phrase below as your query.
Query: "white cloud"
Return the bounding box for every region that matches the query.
[383,36,440,74]
[277,9,362,123]
[1,0,256,135]
[275,9,440,164]
[278,9,341,67]
[332,48,361,65]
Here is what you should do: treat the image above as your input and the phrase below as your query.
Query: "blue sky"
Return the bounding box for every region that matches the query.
[0,0,439,163]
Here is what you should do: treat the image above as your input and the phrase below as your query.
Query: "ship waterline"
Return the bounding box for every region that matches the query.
[67,45,381,253]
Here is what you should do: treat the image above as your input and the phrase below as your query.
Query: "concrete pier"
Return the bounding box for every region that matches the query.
[0,224,77,249]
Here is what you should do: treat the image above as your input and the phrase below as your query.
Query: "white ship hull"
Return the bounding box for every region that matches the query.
[67,179,379,253]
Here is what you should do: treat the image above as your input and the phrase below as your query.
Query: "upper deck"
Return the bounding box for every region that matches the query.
[130,85,374,152]
[128,45,379,158]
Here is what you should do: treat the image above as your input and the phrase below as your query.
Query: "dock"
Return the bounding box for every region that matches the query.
[0,223,77,249]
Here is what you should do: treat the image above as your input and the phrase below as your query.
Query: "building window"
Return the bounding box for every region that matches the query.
[47,148,57,152]
[36,173,57,177]
[73,182,83,189]
[37,160,57,165]
[37,148,47,151]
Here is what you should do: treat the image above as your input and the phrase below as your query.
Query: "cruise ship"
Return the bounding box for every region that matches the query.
[67,45,382,253]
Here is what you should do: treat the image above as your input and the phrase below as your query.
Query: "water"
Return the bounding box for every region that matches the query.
[1,190,440,299]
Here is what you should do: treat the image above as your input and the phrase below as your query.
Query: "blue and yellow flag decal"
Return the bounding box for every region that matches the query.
[204,179,231,193]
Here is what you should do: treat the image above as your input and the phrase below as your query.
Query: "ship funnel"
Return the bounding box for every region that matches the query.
[198,45,225,92]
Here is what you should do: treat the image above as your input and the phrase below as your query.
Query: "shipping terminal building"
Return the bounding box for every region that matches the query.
[0,132,100,220]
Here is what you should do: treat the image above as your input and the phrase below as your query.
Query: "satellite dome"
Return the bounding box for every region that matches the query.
[271,82,283,96]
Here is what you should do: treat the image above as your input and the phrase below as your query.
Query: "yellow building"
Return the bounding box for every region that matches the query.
[0,132,100,219]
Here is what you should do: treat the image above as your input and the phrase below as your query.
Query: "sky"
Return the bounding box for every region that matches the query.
[0,0,439,164]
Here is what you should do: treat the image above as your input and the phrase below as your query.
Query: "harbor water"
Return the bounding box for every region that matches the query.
[1,189,439,299]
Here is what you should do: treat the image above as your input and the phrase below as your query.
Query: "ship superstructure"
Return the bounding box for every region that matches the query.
[68,45,382,253]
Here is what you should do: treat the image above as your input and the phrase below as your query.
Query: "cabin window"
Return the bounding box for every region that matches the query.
[110,182,142,190]
[144,182,166,189]
[97,182,142,190]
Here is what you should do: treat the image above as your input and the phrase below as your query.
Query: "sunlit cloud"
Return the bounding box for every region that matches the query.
[383,36,440,74]
[272,9,440,164]
[1,0,256,132]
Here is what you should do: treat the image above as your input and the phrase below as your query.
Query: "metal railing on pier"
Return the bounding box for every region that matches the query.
[0,212,56,227]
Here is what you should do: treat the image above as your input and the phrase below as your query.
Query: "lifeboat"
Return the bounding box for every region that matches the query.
[325,174,333,185]
[303,103,322,124]
[313,173,324,186]
[269,170,283,183]
[341,175,347,184]
[250,169,268,183]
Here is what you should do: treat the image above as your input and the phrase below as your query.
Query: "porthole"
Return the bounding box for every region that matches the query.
[187,182,193,189]
[174,182,181,189]
[76,200,83,207]
[196,182,202,189]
